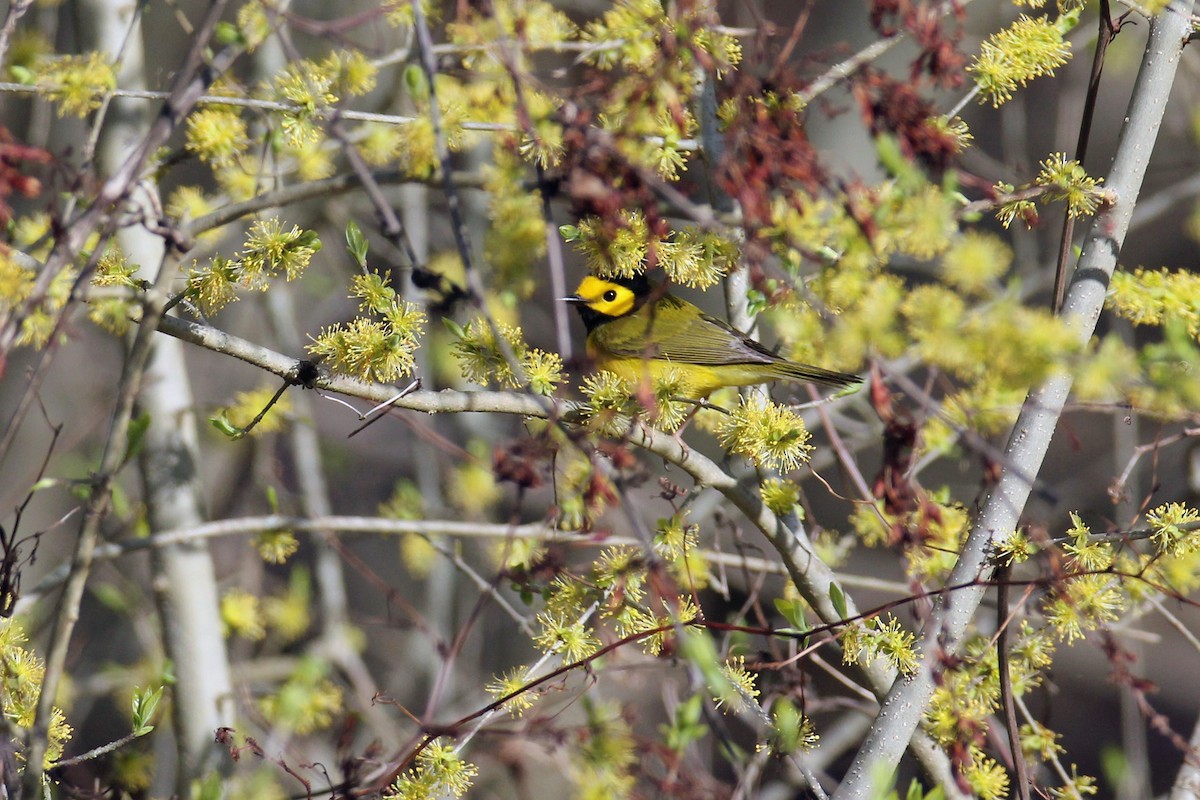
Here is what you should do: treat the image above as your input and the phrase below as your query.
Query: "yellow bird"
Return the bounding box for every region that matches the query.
[565,274,860,398]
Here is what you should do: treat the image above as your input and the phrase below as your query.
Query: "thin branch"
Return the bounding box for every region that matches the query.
[180,168,485,239]
[492,28,574,361]
[53,731,144,768]
[796,0,976,107]
[21,512,911,608]
[0,0,34,68]
[409,0,478,281]
[1053,0,1117,313]
[328,117,423,272]
[262,279,407,748]
[1111,426,1200,500]
[798,36,900,106]
[0,48,242,356]
[996,564,1032,800]
[154,313,549,416]
[1148,594,1200,655]
[424,536,536,636]
[0,81,515,131]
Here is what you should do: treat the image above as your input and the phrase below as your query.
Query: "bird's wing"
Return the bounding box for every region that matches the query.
[604,296,781,366]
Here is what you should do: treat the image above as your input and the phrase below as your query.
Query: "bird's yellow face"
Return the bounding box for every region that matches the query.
[570,276,640,319]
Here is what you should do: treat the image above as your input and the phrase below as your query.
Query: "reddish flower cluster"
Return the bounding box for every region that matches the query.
[0,126,51,226]
[852,68,961,173]
[717,76,824,261]
[869,370,945,548]
[870,0,966,88]
[558,104,668,268]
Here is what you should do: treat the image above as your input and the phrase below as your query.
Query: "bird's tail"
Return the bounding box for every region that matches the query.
[778,362,861,388]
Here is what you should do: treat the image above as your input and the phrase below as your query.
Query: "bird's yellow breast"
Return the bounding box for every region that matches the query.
[587,347,773,398]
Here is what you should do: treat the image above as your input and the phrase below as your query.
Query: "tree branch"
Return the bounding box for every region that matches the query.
[833,6,1195,797]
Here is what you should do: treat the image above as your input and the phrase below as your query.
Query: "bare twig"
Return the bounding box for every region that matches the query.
[409,0,478,283]
[181,168,485,239]
[1053,0,1118,313]
[328,117,424,272]
[0,45,242,356]
[995,564,1032,800]
[0,0,34,67]
[492,27,574,360]
[1111,427,1200,500]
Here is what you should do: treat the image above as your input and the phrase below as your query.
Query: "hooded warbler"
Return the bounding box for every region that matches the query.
[565,274,860,397]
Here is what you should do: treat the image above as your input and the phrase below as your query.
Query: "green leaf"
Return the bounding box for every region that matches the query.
[442,316,466,339]
[876,133,923,190]
[678,628,728,692]
[677,693,703,727]
[265,485,279,513]
[194,772,224,800]
[214,21,244,46]
[403,64,429,101]
[773,598,809,633]
[558,224,579,242]
[770,698,802,754]
[29,477,59,492]
[113,482,134,522]
[716,736,747,764]
[209,412,243,440]
[123,413,151,464]
[345,221,369,268]
[1100,744,1130,792]
[662,693,708,752]
[828,582,848,620]
[8,65,33,84]
[1055,6,1082,34]
[295,229,322,252]
[132,686,164,735]
[745,289,767,317]
[94,583,132,612]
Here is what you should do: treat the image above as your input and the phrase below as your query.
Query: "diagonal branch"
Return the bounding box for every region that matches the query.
[833,6,1195,797]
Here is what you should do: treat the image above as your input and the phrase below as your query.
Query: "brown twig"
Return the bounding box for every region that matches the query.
[995,563,1032,800]
[1053,0,1118,313]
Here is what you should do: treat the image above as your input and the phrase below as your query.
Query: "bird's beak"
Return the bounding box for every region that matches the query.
[561,294,585,304]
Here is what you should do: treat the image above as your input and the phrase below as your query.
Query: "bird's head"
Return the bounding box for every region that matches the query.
[563,274,653,331]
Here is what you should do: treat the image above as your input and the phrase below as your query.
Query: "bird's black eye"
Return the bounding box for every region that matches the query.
[603,290,617,302]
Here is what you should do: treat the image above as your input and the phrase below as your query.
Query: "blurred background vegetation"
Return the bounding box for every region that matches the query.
[0,0,1199,798]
